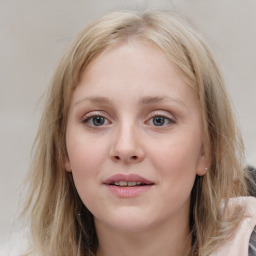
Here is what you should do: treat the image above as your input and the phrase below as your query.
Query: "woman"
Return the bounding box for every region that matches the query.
[22,10,256,256]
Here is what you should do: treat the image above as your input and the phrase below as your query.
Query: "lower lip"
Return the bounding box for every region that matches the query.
[105,185,153,198]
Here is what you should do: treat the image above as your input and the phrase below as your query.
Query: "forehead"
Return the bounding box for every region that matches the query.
[72,40,199,109]
[80,41,180,86]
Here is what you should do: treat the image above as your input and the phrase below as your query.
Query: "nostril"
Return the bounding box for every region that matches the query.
[113,155,138,161]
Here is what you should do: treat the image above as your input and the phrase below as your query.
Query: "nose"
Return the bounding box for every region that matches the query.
[109,123,145,164]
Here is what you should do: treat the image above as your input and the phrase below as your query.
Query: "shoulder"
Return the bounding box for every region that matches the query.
[211,196,256,256]
[228,196,256,216]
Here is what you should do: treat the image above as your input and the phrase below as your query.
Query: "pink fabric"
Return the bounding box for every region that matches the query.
[211,197,256,256]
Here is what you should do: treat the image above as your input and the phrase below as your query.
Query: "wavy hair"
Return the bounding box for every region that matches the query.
[23,10,249,256]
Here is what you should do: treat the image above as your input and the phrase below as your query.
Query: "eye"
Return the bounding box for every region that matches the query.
[152,116,168,126]
[82,115,110,127]
[146,114,175,127]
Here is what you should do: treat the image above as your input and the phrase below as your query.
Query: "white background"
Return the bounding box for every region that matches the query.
[0,0,255,248]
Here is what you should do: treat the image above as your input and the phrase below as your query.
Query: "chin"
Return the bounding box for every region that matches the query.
[109,220,154,233]
[95,208,158,233]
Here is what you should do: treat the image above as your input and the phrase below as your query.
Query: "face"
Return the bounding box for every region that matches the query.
[65,41,208,233]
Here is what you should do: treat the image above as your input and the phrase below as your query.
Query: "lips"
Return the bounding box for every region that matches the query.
[110,181,145,187]
[104,174,154,186]
[103,174,154,198]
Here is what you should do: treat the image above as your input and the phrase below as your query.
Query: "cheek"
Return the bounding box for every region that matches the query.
[67,133,107,171]
[152,136,201,174]
[153,143,198,215]
[68,147,103,212]
[66,136,108,199]
[149,131,202,193]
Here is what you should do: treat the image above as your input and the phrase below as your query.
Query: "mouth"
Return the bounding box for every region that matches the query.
[108,181,152,187]
[104,174,154,186]
[104,175,154,198]
[103,174,154,198]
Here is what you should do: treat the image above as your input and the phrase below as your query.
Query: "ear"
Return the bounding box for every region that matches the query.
[196,145,210,176]
[64,155,72,172]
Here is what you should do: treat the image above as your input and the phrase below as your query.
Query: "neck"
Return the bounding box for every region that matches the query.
[95,215,191,256]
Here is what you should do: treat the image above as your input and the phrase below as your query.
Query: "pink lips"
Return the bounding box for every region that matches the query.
[103,174,154,198]
[104,174,153,185]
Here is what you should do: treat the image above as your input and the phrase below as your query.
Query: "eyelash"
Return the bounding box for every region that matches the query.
[81,112,175,128]
[81,113,111,127]
[146,113,175,127]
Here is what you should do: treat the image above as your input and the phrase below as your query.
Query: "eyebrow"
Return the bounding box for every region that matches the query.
[74,96,112,106]
[139,96,185,107]
[74,96,185,108]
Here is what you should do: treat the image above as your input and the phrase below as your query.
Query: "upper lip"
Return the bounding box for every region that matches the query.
[103,174,154,185]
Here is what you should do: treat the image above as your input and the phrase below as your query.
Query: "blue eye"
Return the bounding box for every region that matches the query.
[82,115,108,127]
[91,116,106,126]
[152,116,167,126]
[148,115,174,127]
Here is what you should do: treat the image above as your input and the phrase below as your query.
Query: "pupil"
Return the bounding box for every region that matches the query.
[93,116,105,126]
[153,116,165,126]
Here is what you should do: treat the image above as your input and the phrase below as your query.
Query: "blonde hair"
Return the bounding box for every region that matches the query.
[23,10,249,256]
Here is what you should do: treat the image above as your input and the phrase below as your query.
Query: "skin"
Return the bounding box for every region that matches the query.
[65,40,208,256]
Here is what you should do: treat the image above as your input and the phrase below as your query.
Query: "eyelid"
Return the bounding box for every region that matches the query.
[81,110,108,119]
[146,110,175,121]
[145,111,176,127]
[81,111,112,126]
